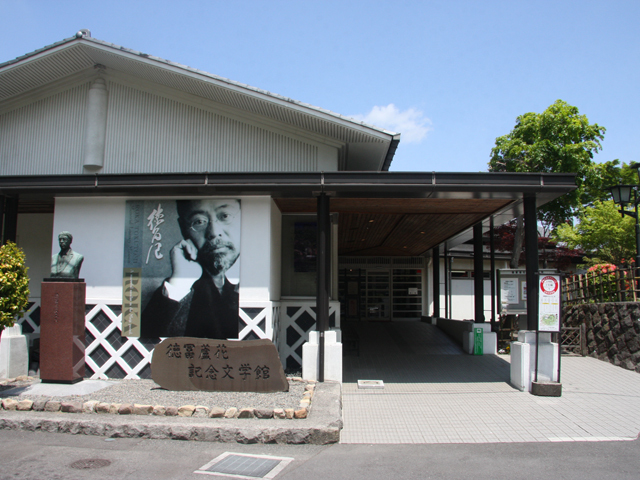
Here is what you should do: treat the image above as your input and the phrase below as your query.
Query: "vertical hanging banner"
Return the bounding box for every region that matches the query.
[538,275,561,332]
[123,199,241,339]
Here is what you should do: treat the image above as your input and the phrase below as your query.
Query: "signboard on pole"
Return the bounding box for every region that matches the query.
[538,275,561,332]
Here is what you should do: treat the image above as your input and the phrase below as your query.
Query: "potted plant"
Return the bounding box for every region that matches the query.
[0,241,30,342]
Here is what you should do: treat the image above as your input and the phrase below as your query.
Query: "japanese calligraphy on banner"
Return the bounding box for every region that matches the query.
[538,275,561,332]
[151,338,288,392]
[122,199,241,338]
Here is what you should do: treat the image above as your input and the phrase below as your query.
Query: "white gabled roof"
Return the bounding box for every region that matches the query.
[0,31,400,171]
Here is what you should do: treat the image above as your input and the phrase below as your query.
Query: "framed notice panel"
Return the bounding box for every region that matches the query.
[538,275,561,332]
[498,269,556,315]
[498,269,527,314]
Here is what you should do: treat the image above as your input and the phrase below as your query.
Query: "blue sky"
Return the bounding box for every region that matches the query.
[1,1,638,173]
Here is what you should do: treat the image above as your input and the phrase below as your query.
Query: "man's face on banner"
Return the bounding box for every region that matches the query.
[178,199,241,276]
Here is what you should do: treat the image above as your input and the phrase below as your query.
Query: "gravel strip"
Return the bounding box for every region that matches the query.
[2,378,308,411]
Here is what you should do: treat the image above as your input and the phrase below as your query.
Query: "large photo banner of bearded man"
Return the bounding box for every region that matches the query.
[122,199,241,340]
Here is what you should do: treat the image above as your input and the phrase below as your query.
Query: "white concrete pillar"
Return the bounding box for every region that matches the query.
[0,324,29,378]
[83,78,109,169]
[462,322,497,355]
[510,330,559,391]
[302,329,342,383]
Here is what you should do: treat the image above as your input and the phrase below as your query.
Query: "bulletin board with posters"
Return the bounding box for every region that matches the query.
[498,269,557,315]
[497,269,527,314]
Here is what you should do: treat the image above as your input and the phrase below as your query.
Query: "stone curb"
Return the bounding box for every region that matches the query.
[0,382,342,444]
[0,378,315,420]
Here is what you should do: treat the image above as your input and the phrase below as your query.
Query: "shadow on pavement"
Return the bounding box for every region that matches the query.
[342,321,512,384]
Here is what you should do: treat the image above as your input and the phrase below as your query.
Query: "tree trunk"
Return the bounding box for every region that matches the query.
[510,215,525,268]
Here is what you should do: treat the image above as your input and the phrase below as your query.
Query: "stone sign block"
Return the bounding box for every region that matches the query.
[151,338,288,392]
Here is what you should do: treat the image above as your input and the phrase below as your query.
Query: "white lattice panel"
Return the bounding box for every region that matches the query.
[279,300,339,371]
[19,298,284,379]
[85,304,155,379]
[238,302,273,340]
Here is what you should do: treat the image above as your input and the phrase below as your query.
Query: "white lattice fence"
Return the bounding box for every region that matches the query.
[238,302,274,341]
[18,298,279,379]
[279,300,339,372]
[85,304,155,379]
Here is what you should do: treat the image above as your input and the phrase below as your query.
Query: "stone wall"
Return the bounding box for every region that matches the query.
[563,303,640,373]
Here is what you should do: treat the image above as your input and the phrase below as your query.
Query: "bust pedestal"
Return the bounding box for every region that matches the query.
[40,279,86,383]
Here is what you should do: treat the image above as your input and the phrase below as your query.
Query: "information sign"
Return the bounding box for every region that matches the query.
[538,275,561,332]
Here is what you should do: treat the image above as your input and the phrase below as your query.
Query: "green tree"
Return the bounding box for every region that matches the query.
[489,100,606,267]
[554,200,635,266]
[0,241,30,334]
[489,99,606,227]
[583,160,639,208]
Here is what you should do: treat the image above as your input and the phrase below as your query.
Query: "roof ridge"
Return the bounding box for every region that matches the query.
[0,31,399,138]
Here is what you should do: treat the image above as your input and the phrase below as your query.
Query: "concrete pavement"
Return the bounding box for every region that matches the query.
[1,429,639,480]
[2,322,640,446]
[341,321,640,444]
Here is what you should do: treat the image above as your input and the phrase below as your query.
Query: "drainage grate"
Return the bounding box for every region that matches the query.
[196,453,293,479]
[69,458,111,470]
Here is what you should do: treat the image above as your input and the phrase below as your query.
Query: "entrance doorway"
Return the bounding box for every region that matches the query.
[339,261,423,321]
[365,269,390,320]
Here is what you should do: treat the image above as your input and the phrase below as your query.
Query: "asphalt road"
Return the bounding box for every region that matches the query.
[1,430,639,480]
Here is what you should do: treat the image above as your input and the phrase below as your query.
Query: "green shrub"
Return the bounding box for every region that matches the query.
[0,241,30,330]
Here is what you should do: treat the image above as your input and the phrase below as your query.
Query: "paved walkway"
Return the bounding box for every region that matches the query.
[341,321,640,444]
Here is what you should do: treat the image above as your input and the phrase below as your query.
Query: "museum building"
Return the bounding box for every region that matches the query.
[0,31,576,380]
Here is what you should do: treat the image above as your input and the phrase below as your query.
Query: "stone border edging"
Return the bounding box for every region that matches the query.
[0,381,342,444]
[0,379,315,420]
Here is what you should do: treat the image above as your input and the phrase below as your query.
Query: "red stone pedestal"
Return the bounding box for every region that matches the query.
[40,280,86,383]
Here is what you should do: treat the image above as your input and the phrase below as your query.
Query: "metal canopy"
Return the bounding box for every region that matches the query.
[0,170,576,256]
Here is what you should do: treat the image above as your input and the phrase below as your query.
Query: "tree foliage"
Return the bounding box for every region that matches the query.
[0,241,30,330]
[489,99,606,227]
[490,220,584,270]
[554,200,635,266]
[583,160,639,208]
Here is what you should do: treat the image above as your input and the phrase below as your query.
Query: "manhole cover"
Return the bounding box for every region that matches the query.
[196,453,293,479]
[69,458,112,470]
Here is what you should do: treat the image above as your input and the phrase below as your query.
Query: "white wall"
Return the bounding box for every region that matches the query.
[448,279,493,320]
[270,200,282,301]
[1,78,339,176]
[53,197,126,303]
[427,256,510,320]
[240,197,274,302]
[16,213,54,298]
[51,195,276,304]
[318,144,338,171]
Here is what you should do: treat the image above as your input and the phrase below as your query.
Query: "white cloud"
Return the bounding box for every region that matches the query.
[351,104,432,143]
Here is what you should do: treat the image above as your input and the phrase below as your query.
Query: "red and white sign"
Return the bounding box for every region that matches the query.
[538,274,561,332]
[540,276,559,295]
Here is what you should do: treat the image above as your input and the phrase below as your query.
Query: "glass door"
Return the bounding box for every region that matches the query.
[365,269,390,321]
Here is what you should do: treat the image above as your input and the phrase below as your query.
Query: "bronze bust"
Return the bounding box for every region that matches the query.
[50,231,84,278]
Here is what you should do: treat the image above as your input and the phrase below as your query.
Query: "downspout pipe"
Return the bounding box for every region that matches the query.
[83,76,109,169]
